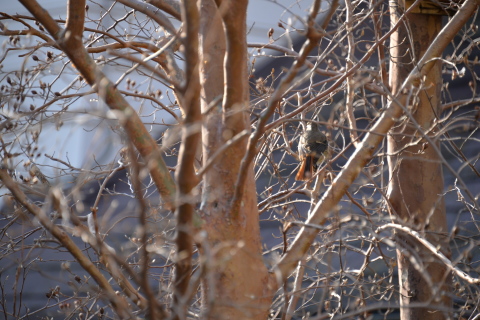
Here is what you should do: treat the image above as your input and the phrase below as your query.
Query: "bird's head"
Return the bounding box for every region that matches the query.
[305,122,319,131]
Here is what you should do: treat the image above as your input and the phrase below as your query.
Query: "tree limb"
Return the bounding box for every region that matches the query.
[377,223,480,284]
[147,0,182,20]
[274,0,480,284]
[116,0,177,35]
[231,0,324,216]
[19,0,177,210]
[172,0,201,318]
[0,168,135,319]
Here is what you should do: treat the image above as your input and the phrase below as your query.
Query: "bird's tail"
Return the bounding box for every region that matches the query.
[295,156,314,181]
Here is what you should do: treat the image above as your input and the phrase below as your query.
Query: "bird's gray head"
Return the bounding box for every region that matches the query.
[305,122,319,131]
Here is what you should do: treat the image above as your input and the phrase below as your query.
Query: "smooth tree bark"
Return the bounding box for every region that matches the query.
[172,0,201,319]
[197,1,273,318]
[387,1,451,318]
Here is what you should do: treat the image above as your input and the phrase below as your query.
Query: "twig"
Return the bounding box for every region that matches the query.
[0,168,134,319]
[345,0,359,146]
[19,0,177,210]
[231,0,324,216]
[376,223,480,285]
[274,0,479,283]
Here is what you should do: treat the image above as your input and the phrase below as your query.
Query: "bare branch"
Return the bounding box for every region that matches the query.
[231,0,324,216]
[275,0,480,283]
[345,0,359,146]
[377,223,480,285]
[172,0,201,318]
[64,0,85,47]
[147,0,182,20]
[19,0,177,210]
[116,0,177,35]
[0,168,135,319]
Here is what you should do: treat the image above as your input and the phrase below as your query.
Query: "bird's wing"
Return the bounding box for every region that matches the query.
[298,135,306,158]
[311,140,328,156]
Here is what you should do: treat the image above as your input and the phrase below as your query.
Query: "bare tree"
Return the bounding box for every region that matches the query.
[1,0,479,319]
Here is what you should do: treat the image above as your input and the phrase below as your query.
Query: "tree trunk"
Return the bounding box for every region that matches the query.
[197,0,273,318]
[387,2,452,319]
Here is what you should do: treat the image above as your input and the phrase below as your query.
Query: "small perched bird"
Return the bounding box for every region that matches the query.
[295,122,328,181]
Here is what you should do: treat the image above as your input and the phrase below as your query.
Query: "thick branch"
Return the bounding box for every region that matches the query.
[0,169,134,319]
[65,0,85,47]
[19,0,176,209]
[215,0,249,119]
[147,0,182,20]
[275,0,480,283]
[172,0,201,318]
[116,0,177,35]
[377,223,480,285]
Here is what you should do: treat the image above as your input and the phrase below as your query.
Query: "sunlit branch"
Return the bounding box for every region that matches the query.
[275,0,480,283]
[19,0,177,209]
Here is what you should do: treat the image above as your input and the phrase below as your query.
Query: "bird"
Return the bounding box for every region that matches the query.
[295,122,328,181]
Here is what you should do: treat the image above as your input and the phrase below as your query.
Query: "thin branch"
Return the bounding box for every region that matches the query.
[231,0,324,216]
[274,0,480,284]
[87,40,162,54]
[19,0,177,210]
[0,25,56,46]
[376,223,480,284]
[126,143,165,319]
[110,50,180,88]
[0,168,135,319]
[284,257,306,320]
[247,42,388,96]
[345,0,359,145]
